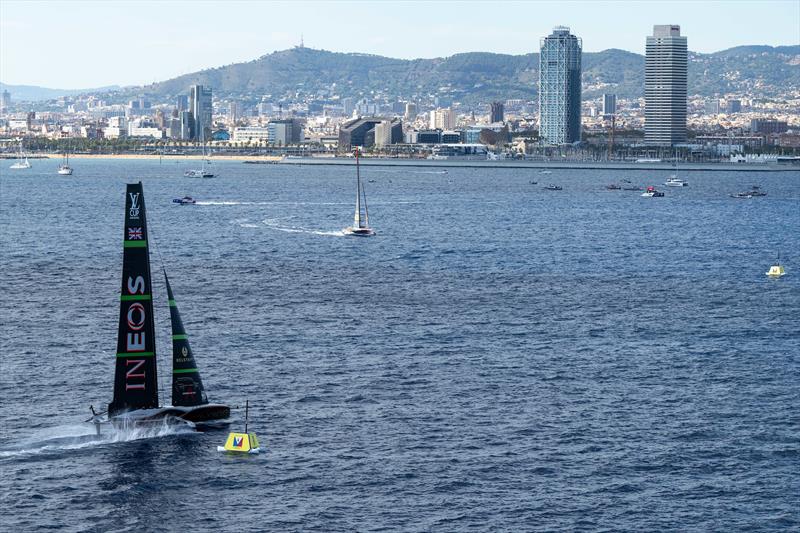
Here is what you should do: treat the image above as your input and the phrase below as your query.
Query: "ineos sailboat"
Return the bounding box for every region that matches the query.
[343,149,375,236]
[97,182,229,427]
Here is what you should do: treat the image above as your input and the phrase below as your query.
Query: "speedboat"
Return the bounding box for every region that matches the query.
[731,186,766,199]
[539,170,552,175]
[57,164,73,175]
[766,263,786,277]
[605,184,621,190]
[544,184,562,191]
[664,176,688,187]
[172,196,197,205]
[641,186,664,197]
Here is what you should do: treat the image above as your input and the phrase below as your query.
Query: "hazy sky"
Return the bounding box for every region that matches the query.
[1,0,798,88]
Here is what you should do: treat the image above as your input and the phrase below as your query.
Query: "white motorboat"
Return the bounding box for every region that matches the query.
[665,176,688,187]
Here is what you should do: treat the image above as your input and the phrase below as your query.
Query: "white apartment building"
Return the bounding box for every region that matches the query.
[232,126,270,143]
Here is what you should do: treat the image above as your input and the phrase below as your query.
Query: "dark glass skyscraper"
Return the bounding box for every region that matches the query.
[645,25,687,146]
[490,101,505,123]
[189,85,213,142]
[539,26,582,145]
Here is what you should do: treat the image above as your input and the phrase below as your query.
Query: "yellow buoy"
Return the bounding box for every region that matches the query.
[766,264,786,277]
[217,400,260,454]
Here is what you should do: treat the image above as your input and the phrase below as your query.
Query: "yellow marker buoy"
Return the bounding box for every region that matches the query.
[217,400,260,454]
[766,264,786,277]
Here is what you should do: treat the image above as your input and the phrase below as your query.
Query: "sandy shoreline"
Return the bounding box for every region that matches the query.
[4,153,284,162]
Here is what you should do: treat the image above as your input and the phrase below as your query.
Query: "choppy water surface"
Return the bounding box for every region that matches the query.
[1,159,798,531]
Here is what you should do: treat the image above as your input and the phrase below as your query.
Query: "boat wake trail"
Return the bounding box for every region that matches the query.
[366,169,448,175]
[195,201,273,206]
[261,218,345,237]
[0,420,195,459]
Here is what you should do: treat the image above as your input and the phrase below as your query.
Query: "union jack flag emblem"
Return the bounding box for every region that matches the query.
[128,227,143,240]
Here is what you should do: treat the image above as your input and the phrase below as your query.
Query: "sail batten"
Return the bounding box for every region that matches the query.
[165,273,209,407]
[109,182,159,416]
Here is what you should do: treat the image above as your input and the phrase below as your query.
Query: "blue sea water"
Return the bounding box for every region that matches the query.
[0,159,798,531]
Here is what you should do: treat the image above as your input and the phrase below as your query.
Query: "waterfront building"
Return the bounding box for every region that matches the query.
[416,129,442,144]
[374,120,393,147]
[645,25,687,146]
[189,84,213,142]
[342,97,355,116]
[228,101,239,123]
[539,26,582,144]
[267,119,305,145]
[339,117,403,149]
[602,94,617,117]
[176,95,188,112]
[461,127,483,144]
[179,111,193,140]
[750,119,788,134]
[232,126,270,143]
[0,90,10,113]
[441,131,461,144]
[726,99,742,114]
[404,102,418,121]
[490,102,505,123]
[430,108,456,130]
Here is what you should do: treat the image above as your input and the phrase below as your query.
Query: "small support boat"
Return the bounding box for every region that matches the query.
[544,184,562,191]
[664,177,688,187]
[641,186,664,197]
[172,196,197,205]
[605,184,621,190]
[218,400,260,454]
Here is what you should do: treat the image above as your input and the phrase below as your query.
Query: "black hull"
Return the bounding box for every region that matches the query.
[110,403,230,426]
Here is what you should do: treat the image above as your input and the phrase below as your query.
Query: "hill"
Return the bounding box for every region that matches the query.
[0,82,121,102]
[8,45,800,105]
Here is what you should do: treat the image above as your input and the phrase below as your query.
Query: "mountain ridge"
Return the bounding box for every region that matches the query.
[3,45,798,104]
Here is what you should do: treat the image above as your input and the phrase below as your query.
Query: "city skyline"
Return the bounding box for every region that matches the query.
[1,0,798,89]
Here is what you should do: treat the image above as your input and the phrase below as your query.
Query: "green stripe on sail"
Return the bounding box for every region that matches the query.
[120,294,151,301]
[116,351,155,358]
[172,334,188,340]
[124,240,148,248]
[168,299,177,307]
[173,368,198,374]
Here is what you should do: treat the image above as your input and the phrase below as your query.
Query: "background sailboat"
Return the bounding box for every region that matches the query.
[184,145,214,178]
[57,136,73,175]
[343,149,375,236]
[9,139,31,169]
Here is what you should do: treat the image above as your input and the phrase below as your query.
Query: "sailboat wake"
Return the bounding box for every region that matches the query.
[195,201,273,206]
[259,218,345,237]
[0,420,195,459]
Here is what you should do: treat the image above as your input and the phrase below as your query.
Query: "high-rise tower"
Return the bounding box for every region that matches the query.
[189,85,213,142]
[645,25,687,146]
[539,26,582,145]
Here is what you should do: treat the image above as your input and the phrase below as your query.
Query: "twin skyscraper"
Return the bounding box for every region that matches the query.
[538,25,688,147]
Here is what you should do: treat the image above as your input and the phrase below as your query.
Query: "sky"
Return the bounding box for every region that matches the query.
[1,0,798,89]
